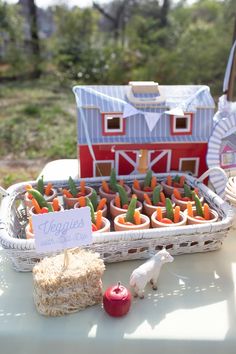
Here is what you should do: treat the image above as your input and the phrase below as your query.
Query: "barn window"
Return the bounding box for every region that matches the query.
[102,113,125,136]
[179,158,199,176]
[221,152,236,166]
[170,113,193,135]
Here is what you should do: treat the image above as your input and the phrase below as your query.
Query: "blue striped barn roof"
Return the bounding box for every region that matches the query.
[73,85,215,145]
[73,85,215,111]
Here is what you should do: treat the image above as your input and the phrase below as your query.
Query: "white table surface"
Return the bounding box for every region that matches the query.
[38,159,79,181]
[1,228,236,354]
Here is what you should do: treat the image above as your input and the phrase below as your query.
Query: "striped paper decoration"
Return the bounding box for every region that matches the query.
[207,112,236,197]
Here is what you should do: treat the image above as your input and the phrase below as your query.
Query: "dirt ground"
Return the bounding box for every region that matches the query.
[0,159,48,189]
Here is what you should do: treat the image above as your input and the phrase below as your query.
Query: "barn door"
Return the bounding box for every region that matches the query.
[115,150,138,175]
[148,150,171,173]
[94,161,113,177]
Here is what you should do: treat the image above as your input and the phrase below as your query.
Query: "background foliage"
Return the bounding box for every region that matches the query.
[1,0,235,92]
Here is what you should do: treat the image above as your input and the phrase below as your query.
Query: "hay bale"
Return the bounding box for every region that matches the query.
[33,248,105,316]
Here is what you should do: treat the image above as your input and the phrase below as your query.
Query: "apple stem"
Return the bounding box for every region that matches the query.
[117,281,121,288]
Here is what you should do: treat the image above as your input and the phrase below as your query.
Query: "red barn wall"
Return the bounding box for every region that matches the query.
[78,143,208,178]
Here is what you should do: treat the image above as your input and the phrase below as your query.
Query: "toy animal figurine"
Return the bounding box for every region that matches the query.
[129,248,174,298]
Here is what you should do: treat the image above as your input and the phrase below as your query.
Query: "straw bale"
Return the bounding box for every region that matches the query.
[33,248,105,316]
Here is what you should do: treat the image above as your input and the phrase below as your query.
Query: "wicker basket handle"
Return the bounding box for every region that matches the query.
[197,167,228,185]
[0,186,9,198]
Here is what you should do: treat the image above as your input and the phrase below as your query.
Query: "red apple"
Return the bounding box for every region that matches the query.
[76,192,85,198]
[160,218,173,224]
[92,223,98,231]
[26,192,33,200]
[103,282,132,317]
[143,186,153,192]
[181,197,191,201]
[41,207,49,214]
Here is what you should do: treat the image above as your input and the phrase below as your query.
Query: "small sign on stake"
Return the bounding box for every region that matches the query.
[32,207,93,254]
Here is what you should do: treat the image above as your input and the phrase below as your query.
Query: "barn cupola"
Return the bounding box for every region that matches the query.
[126,81,165,107]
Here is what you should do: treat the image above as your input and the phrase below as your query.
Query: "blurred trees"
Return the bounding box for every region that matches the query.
[51,6,99,81]
[0,0,27,76]
[0,0,235,96]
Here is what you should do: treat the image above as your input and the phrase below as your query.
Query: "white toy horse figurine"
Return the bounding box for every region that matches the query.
[129,248,174,298]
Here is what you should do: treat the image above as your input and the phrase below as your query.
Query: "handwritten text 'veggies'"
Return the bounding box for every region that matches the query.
[38,218,84,237]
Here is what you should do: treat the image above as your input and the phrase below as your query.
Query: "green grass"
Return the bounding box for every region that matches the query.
[0,77,77,160]
[0,77,78,187]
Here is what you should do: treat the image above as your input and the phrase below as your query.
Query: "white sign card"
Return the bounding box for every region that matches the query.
[32,207,93,253]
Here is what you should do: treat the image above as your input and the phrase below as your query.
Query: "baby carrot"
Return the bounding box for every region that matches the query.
[80,180,86,194]
[133,179,141,190]
[114,194,121,208]
[187,202,193,217]
[29,216,33,233]
[118,216,126,224]
[179,176,186,187]
[173,188,182,200]
[203,203,211,220]
[32,198,41,214]
[144,193,152,205]
[156,207,162,221]
[166,175,172,186]
[95,210,103,230]
[45,183,52,196]
[133,210,141,225]
[62,189,73,198]
[102,180,110,193]
[97,198,107,211]
[174,205,180,223]
[151,176,157,189]
[160,192,166,204]
[78,196,86,207]
[52,197,60,211]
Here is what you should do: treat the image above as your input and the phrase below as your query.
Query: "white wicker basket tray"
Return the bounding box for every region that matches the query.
[0,171,234,272]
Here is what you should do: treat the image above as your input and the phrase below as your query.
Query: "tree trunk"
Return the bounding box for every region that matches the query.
[27,0,41,78]
[233,15,236,43]
[93,0,129,42]
[160,0,170,27]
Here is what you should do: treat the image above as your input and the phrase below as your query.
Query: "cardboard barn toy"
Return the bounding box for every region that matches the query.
[73,82,215,179]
